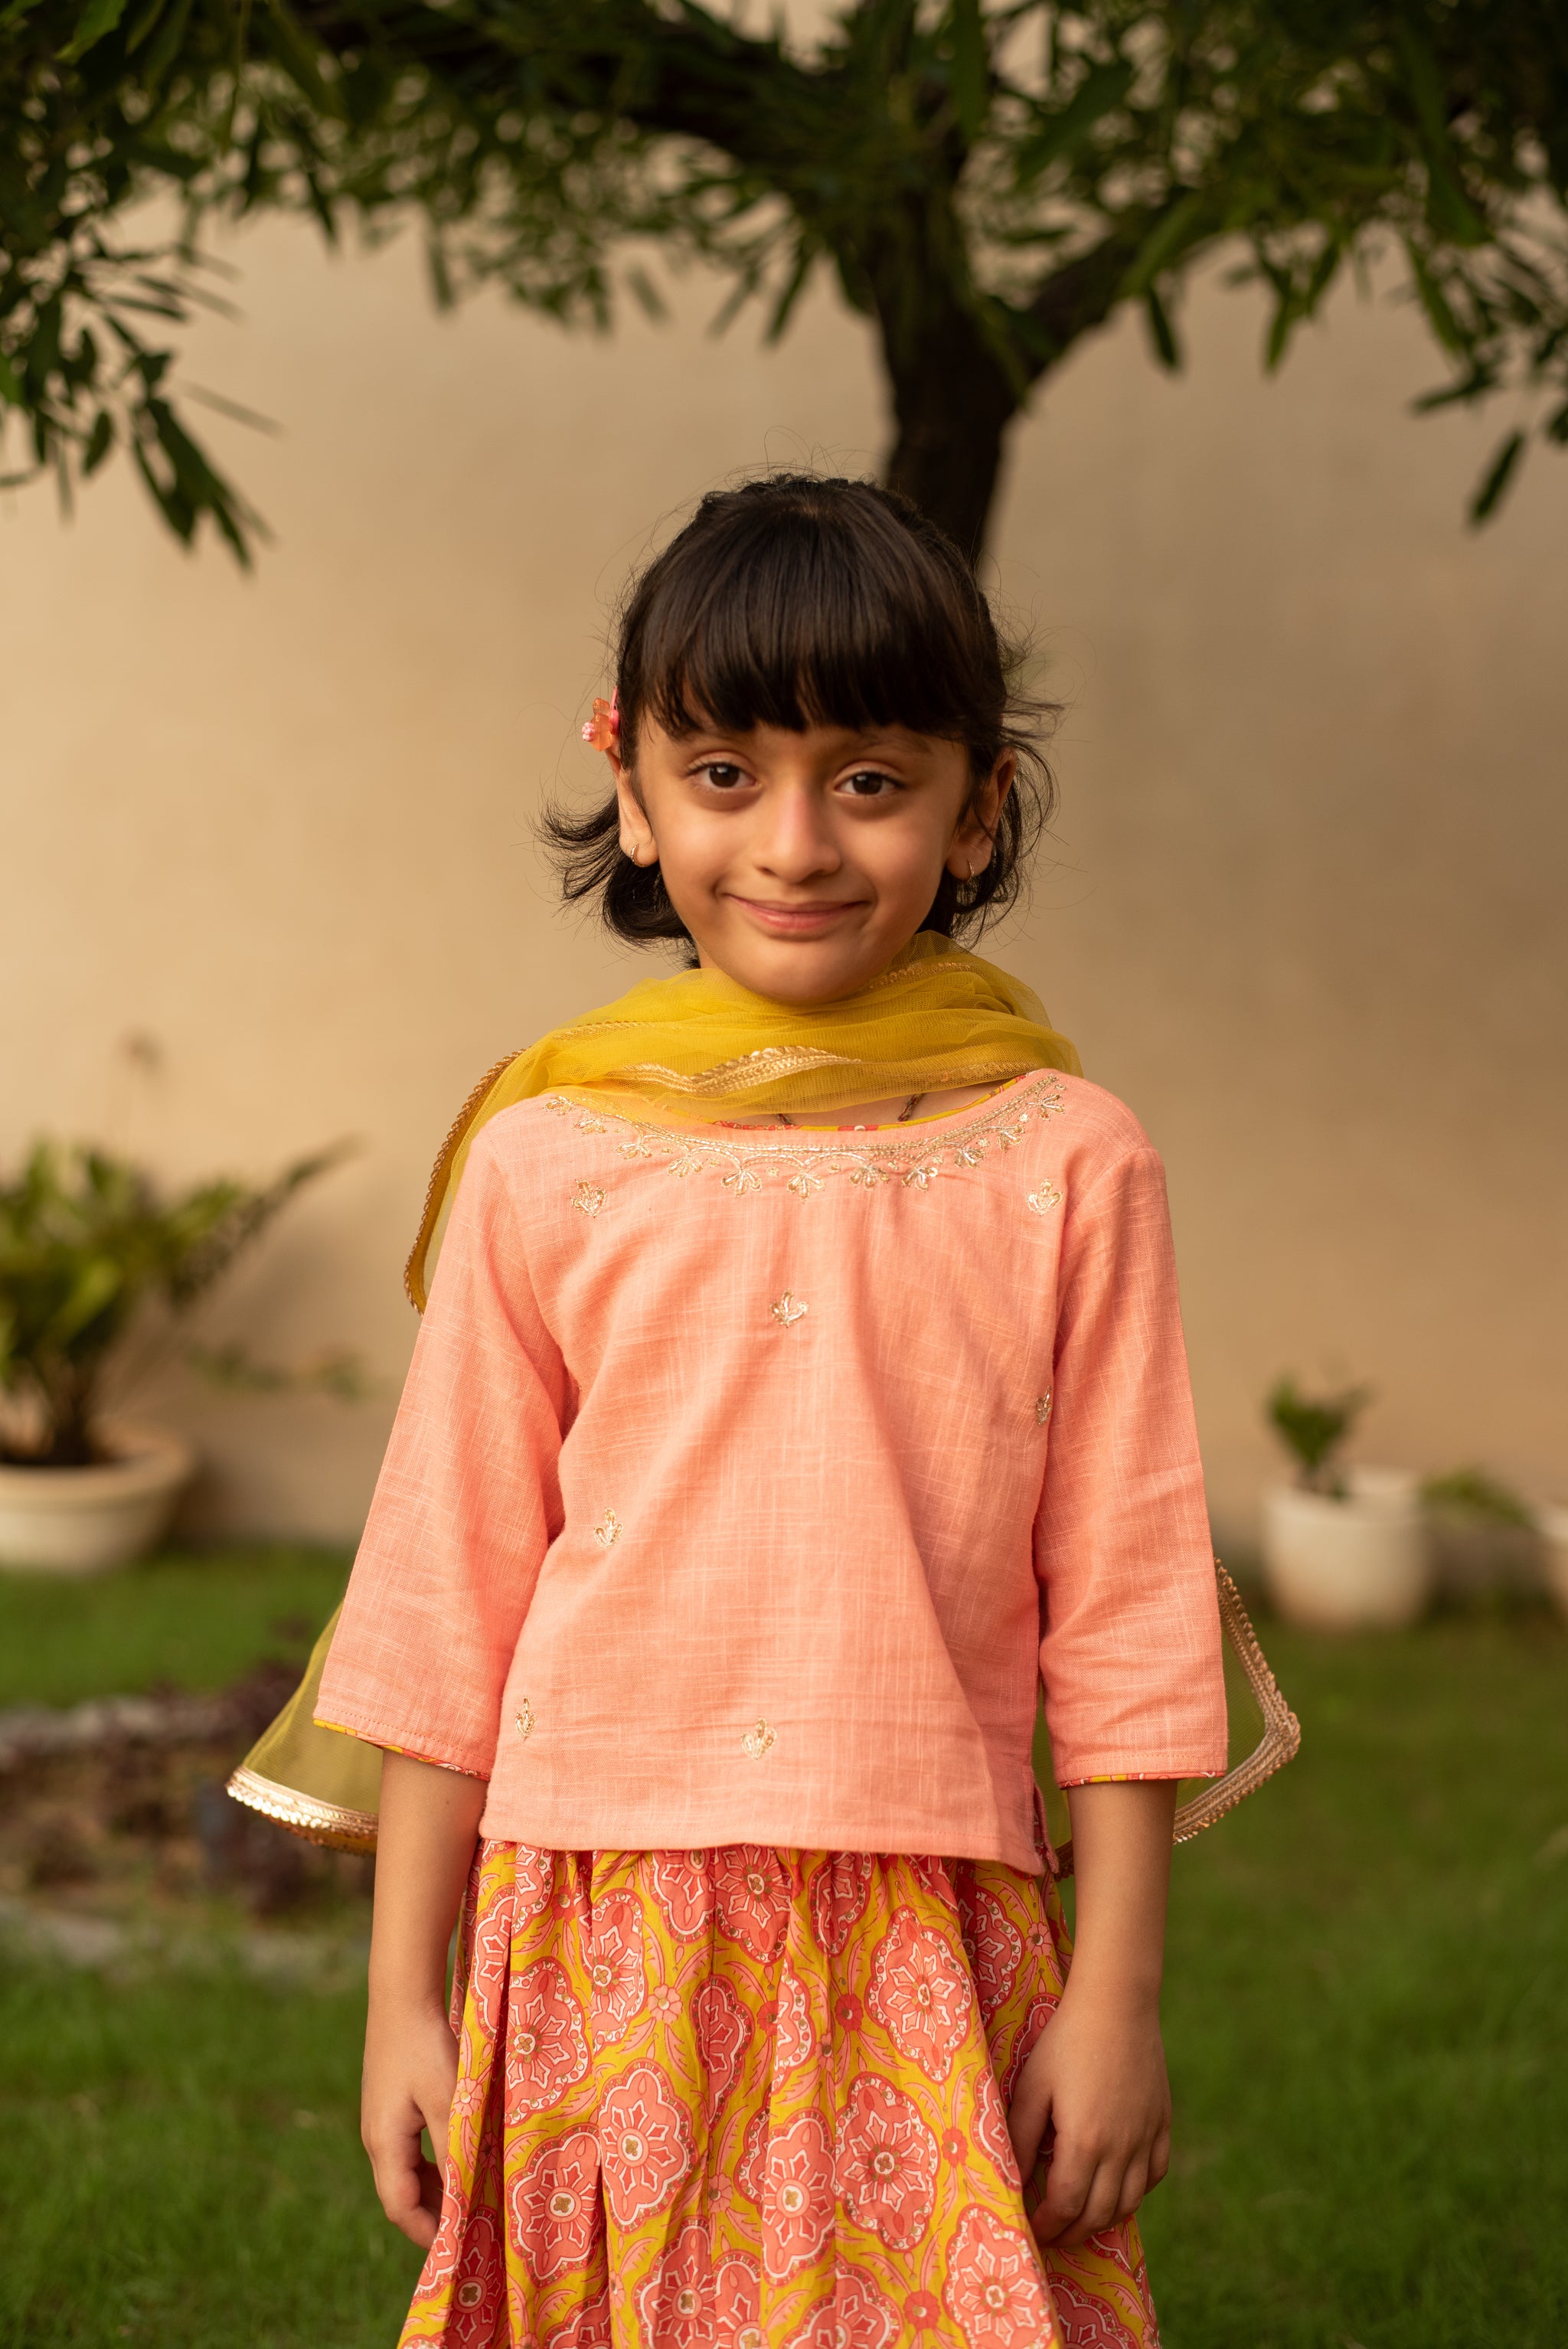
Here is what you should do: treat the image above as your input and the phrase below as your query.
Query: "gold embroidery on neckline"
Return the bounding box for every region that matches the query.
[543,1072,1065,1201]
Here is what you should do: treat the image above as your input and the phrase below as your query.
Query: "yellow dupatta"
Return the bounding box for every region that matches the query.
[228,934,1082,1849]
[403,933,1081,1308]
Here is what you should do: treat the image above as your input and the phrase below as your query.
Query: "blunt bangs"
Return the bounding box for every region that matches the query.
[543,473,1056,949]
[626,495,999,757]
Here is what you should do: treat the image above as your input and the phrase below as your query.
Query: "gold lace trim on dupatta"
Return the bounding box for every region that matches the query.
[1052,1566,1303,1880]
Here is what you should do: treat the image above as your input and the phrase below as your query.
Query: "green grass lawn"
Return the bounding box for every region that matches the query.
[2,1552,1565,2347]
[0,1545,350,1709]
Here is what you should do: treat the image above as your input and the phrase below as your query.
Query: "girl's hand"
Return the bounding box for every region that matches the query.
[1008,1779,1180,2248]
[361,1751,490,2250]
[361,1995,459,2249]
[1007,1983,1171,2247]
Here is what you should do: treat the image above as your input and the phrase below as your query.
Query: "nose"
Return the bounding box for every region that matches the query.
[754,782,841,884]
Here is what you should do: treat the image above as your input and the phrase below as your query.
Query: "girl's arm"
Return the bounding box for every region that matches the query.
[1007,1779,1178,2248]
[362,1751,488,2249]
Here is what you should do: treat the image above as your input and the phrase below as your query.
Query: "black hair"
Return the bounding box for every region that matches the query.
[541,473,1056,946]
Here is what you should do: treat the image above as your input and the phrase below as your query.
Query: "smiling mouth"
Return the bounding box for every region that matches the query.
[728,894,864,930]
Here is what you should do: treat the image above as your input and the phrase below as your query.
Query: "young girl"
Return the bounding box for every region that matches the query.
[279,475,1231,2348]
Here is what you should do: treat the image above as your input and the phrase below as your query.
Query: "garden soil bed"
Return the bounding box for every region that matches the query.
[0,1659,374,1936]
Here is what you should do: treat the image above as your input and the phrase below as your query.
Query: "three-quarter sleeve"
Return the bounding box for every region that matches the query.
[316,1125,567,1776]
[1034,1143,1227,1785]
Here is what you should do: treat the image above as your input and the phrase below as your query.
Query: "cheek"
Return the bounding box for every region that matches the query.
[645,802,733,893]
[854,804,962,883]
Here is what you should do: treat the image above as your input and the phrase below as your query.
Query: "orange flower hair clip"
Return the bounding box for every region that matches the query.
[581,691,620,753]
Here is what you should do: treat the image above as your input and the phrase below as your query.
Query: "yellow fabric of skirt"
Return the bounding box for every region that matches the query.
[400,1843,1160,2349]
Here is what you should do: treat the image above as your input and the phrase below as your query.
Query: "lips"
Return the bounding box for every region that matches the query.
[729,895,862,931]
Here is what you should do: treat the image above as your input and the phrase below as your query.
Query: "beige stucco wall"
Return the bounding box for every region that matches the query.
[3,214,1563,1548]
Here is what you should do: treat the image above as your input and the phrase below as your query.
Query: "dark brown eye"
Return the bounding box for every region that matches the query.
[840,769,900,798]
[697,762,746,789]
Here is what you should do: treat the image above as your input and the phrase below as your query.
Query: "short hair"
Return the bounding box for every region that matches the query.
[542,473,1056,946]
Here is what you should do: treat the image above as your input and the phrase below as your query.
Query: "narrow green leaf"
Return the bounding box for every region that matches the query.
[1264,295,1293,373]
[1468,430,1524,525]
[1396,28,1447,149]
[624,264,667,323]
[1122,191,1207,296]
[1302,240,1341,317]
[0,351,21,407]
[1406,247,1465,355]
[83,410,114,473]
[1411,366,1494,415]
[949,0,988,146]
[765,245,814,345]
[60,0,130,60]
[1014,57,1135,188]
[122,0,168,52]
[1426,164,1485,249]
[1144,286,1180,371]
[139,0,193,89]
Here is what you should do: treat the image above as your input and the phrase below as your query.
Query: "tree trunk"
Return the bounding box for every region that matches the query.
[874,224,1154,561]
[879,305,1021,564]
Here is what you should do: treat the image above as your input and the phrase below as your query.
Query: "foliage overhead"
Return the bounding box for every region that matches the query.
[3,0,1566,556]
[0,1139,349,1465]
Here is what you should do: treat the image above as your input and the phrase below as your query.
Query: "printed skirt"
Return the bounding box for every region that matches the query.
[400,1843,1161,2349]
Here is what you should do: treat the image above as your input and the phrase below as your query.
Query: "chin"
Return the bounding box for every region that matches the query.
[735,949,882,1006]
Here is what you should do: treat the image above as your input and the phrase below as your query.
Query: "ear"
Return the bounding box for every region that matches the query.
[946,750,1015,879]
[612,752,659,869]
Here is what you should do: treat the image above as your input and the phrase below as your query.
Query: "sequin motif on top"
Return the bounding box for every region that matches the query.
[514,1700,535,1741]
[594,1511,622,1550]
[539,1073,1066,1204]
[1027,1180,1063,1216]
[573,1181,606,1218]
[770,1293,808,1330]
[1036,1391,1054,1425]
[741,1720,776,1761]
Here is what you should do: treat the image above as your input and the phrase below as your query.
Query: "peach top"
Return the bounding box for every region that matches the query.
[318,1071,1227,1871]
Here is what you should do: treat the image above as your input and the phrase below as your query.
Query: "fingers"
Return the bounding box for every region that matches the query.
[369,2128,442,2249]
[1033,2148,1155,2249]
[1006,2065,1052,2183]
[1031,2135,1098,2245]
[361,2007,460,2249]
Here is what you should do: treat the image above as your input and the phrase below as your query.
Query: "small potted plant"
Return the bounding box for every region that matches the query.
[1260,1377,1431,1629]
[1420,1466,1544,1603]
[0,1139,348,1573]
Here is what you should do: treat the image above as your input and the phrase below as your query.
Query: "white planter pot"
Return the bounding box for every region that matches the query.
[1540,1505,1568,1622]
[0,1422,196,1575]
[1262,1466,1432,1631]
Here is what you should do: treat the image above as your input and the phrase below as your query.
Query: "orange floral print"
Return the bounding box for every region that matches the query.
[504,1962,590,2118]
[866,1907,974,2081]
[399,1844,1162,2349]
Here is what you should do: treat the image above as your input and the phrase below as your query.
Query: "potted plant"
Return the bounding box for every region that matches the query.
[1420,1466,1544,1603]
[1260,1377,1431,1630]
[0,1139,348,1573]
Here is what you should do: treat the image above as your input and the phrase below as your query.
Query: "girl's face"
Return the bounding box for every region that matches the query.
[608,716,1013,1005]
